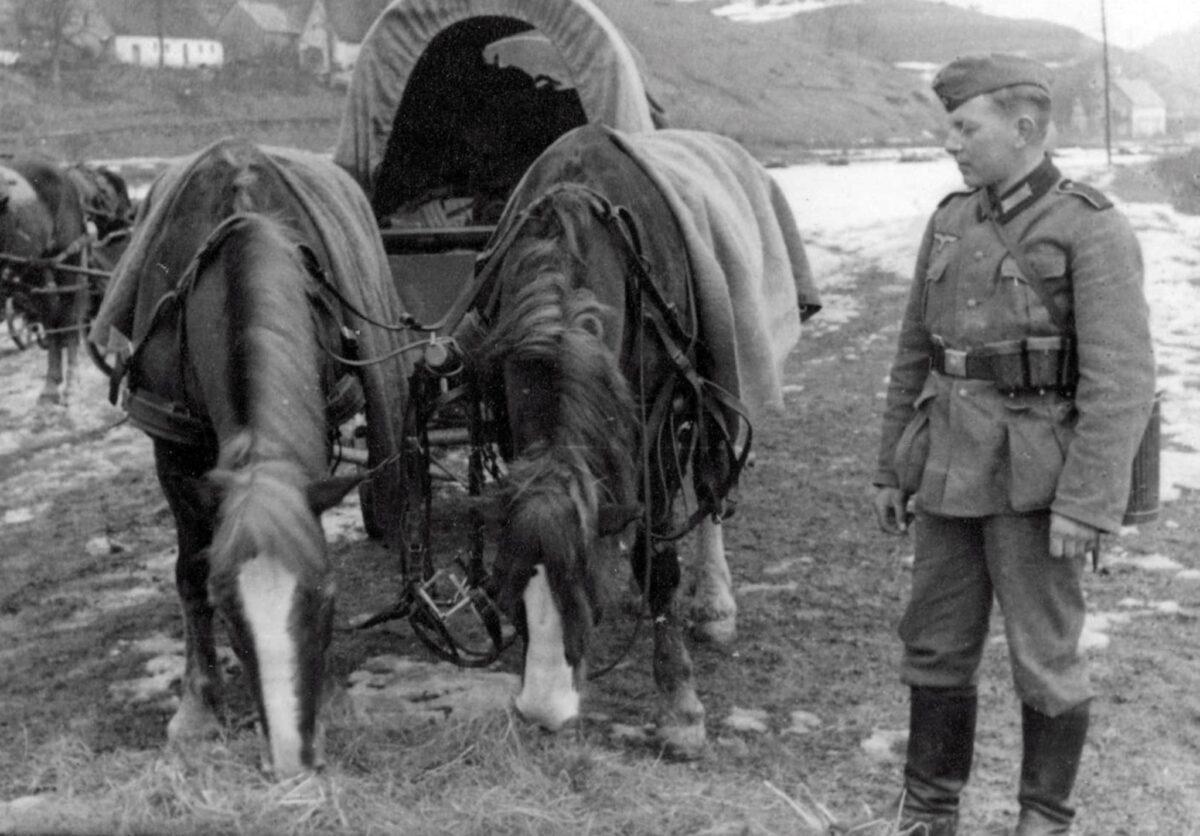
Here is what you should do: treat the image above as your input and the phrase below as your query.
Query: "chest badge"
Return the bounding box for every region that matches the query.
[932,232,959,255]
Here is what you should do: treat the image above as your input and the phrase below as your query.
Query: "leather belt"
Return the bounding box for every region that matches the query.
[931,336,1075,394]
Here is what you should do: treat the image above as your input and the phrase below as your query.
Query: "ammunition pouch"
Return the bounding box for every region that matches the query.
[931,336,1076,395]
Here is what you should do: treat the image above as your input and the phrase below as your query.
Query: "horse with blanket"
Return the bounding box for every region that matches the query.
[88,138,414,779]
[471,124,820,754]
[0,156,132,401]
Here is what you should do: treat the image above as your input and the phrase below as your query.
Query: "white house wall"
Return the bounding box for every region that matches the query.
[112,36,225,68]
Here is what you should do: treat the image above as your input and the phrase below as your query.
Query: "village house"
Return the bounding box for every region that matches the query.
[96,0,224,69]
[1111,78,1167,138]
[217,0,299,63]
[296,0,383,82]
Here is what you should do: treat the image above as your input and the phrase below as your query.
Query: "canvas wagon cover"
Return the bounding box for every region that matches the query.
[333,0,656,205]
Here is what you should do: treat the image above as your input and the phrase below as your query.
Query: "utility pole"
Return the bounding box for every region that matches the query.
[1100,0,1113,166]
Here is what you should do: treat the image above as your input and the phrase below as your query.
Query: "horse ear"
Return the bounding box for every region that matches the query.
[597,502,641,537]
[306,473,364,515]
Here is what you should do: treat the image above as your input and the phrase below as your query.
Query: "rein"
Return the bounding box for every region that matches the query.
[536,183,754,542]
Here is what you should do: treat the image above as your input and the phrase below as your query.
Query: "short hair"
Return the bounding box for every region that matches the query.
[987,84,1052,140]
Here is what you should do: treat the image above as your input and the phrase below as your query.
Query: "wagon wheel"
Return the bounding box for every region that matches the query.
[5,297,40,350]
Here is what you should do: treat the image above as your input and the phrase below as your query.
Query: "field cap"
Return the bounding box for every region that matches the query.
[933,53,1051,112]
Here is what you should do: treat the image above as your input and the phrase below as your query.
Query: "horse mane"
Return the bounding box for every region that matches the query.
[207,444,331,586]
[481,189,639,633]
[202,215,329,583]
[220,214,325,468]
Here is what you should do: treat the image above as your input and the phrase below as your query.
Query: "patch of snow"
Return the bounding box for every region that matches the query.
[785,709,822,735]
[1176,569,1200,582]
[1108,552,1184,572]
[2,504,47,525]
[109,654,183,706]
[860,728,907,762]
[763,557,810,576]
[711,0,858,24]
[723,706,770,733]
[738,580,799,595]
[321,497,367,543]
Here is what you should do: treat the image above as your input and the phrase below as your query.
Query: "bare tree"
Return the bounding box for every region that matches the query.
[16,0,89,91]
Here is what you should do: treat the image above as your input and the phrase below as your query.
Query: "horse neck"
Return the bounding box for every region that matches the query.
[199,217,327,478]
[489,238,638,512]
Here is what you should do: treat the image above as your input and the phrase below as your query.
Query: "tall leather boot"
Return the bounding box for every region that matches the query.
[899,685,978,836]
[1015,701,1090,835]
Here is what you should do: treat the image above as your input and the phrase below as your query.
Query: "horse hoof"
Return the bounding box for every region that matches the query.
[167,703,222,742]
[37,389,62,406]
[690,615,737,645]
[656,722,707,760]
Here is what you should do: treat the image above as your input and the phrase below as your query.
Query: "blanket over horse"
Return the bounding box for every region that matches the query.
[88,139,412,540]
[487,124,821,421]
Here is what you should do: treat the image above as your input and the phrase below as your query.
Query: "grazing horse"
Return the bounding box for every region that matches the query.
[89,138,413,778]
[0,158,95,402]
[474,125,817,755]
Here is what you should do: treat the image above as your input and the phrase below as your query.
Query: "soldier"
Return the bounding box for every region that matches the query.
[872,54,1155,834]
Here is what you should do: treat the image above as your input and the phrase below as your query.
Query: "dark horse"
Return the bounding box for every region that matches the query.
[0,157,130,402]
[473,127,792,755]
[90,139,412,778]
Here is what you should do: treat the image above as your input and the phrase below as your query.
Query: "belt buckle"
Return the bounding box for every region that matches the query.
[942,348,968,377]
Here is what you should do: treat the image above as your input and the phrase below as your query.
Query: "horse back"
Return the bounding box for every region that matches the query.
[8,157,87,252]
[500,124,692,322]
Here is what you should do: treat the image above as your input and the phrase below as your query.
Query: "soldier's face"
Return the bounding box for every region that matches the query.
[943,95,1023,189]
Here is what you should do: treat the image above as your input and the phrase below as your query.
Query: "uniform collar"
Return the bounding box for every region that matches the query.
[978,155,1060,223]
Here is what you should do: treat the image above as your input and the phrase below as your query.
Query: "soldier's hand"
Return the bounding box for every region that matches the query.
[1049,512,1100,563]
[873,486,912,535]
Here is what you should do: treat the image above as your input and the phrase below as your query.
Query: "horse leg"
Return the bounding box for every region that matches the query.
[687,516,737,645]
[633,536,707,758]
[38,333,64,405]
[155,439,223,741]
[59,285,88,403]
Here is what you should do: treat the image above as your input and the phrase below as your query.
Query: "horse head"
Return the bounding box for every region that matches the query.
[479,190,641,730]
[195,452,361,778]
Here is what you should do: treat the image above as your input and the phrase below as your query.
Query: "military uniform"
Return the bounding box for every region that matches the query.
[875,155,1155,712]
[873,52,1156,836]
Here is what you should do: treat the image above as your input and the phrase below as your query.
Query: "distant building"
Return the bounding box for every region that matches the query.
[894,61,939,84]
[1111,78,1166,138]
[218,0,299,62]
[97,0,224,68]
[297,0,367,79]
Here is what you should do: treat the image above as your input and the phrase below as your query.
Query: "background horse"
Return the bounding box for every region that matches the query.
[89,138,413,779]
[473,124,816,755]
[0,157,114,403]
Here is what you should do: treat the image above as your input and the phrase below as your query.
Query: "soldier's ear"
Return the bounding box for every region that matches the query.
[1014,113,1038,147]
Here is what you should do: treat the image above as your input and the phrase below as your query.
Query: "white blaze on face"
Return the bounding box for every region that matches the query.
[237,554,304,778]
[514,565,580,731]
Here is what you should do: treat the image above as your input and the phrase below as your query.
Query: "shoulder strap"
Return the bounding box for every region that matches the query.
[988,215,1072,332]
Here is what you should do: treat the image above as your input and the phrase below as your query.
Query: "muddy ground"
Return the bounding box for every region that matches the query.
[1,194,1199,834]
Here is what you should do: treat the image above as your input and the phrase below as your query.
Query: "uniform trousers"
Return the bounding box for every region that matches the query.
[899,510,1094,717]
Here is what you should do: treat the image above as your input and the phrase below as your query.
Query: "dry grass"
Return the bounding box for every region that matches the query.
[2,709,920,836]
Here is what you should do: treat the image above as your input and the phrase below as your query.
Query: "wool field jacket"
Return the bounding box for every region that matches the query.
[875,163,1156,533]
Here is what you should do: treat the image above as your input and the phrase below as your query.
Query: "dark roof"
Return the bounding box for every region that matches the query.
[96,0,219,38]
[323,0,389,44]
